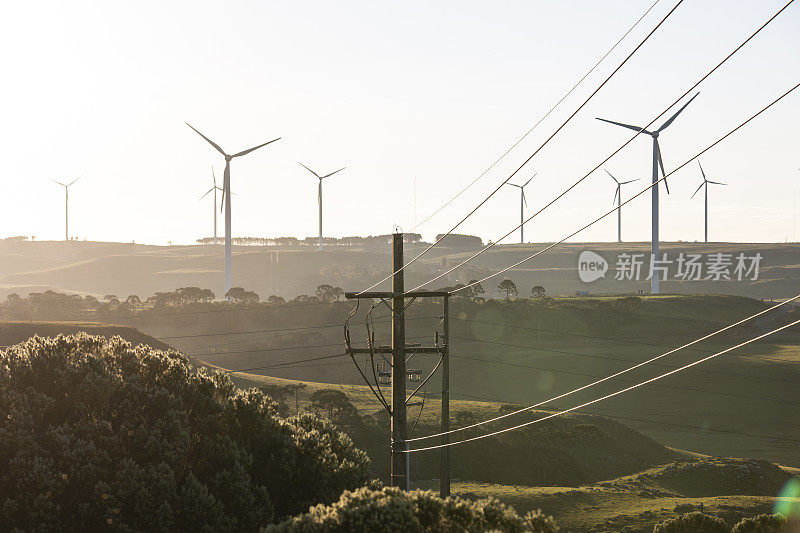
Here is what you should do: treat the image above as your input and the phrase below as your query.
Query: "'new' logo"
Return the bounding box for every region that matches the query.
[578,251,608,283]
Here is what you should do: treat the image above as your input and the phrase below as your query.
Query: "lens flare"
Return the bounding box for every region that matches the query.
[774,478,800,517]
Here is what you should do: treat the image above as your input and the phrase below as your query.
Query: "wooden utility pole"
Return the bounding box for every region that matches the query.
[391,233,408,489]
[441,294,450,497]
[344,233,450,494]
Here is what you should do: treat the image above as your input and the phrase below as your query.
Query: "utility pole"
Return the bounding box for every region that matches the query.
[344,233,450,494]
[391,233,408,489]
[440,294,450,497]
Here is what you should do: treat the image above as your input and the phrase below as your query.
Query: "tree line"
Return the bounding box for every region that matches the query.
[0,284,346,321]
[195,233,486,248]
[195,234,424,246]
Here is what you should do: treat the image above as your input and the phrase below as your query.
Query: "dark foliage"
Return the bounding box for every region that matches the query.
[730,513,787,533]
[265,486,559,532]
[653,512,730,533]
[0,334,370,531]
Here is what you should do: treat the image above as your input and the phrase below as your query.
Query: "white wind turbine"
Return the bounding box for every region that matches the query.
[504,173,536,244]
[596,92,699,294]
[51,177,80,241]
[187,124,280,294]
[298,163,346,251]
[604,169,639,243]
[199,167,224,245]
[691,160,726,243]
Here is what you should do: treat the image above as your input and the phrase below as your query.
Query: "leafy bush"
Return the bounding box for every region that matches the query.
[309,389,361,427]
[265,486,559,532]
[0,334,370,531]
[653,512,730,532]
[731,513,787,533]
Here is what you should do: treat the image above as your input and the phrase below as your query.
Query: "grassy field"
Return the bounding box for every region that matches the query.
[416,459,800,533]
[173,295,800,468]
[212,370,800,532]
[2,319,798,531]
[0,239,798,301]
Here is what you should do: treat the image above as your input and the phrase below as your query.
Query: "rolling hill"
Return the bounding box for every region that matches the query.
[0,239,798,300]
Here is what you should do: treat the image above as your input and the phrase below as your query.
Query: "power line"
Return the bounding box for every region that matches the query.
[356,0,686,296]
[403,317,800,452]
[411,0,796,293]
[191,341,346,359]
[4,299,348,325]
[451,334,800,384]
[403,293,800,443]
[223,353,350,373]
[452,300,784,337]
[409,0,663,232]
[156,314,438,347]
[157,323,342,340]
[190,333,431,360]
[451,353,800,405]
[446,79,800,295]
[448,391,800,445]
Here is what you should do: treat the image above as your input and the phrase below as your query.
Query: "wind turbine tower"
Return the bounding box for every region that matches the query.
[504,173,536,244]
[52,177,80,241]
[596,93,699,294]
[199,167,224,245]
[187,124,280,295]
[604,169,639,243]
[299,163,345,251]
[691,160,726,243]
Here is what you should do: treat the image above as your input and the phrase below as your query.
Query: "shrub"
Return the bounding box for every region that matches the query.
[731,513,787,533]
[653,511,730,532]
[0,333,370,531]
[265,486,559,532]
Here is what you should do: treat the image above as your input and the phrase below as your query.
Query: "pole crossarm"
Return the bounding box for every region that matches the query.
[346,291,450,299]
[348,347,442,354]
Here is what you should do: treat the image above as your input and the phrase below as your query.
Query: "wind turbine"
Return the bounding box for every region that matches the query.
[691,160,726,243]
[596,92,699,294]
[504,173,536,244]
[298,163,346,251]
[187,124,280,295]
[51,177,80,241]
[604,169,639,243]
[199,167,224,245]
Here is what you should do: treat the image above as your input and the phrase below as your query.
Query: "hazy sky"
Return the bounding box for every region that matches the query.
[1,1,798,245]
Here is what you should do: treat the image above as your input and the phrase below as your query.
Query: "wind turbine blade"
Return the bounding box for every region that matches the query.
[299,162,321,179]
[232,137,280,158]
[656,92,699,132]
[212,166,217,188]
[321,167,346,179]
[596,117,651,135]
[200,187,214,200]
[612,186,619,205]
[690,181,704,199]
[619,179,639,184]
[505,183,521,189]
[522,190,528,208]
[186,123,227,156]
[522,172,537,188]
[604,169,620,184]
[67,176,81,187]
[708,181,727,186]
[51,179,66,187]
[697,160,707,181]
[656,140,669,194]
